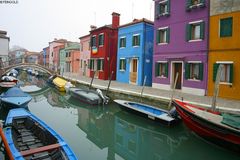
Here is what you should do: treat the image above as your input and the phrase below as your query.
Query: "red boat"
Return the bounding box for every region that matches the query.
[173,99,240,152]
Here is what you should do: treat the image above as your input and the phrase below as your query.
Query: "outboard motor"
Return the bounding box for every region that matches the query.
[169,107,180,119]
[96,88,109,104]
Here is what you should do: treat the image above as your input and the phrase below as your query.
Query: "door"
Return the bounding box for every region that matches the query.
[130,58,138,84]
[173,63,182,89]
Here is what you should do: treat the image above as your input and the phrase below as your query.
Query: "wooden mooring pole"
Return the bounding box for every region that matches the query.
[168,72,179,108]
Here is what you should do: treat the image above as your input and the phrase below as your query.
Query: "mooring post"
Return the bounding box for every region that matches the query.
[140,76,147,101]
[168,72,179,108]
[106,71,114,96]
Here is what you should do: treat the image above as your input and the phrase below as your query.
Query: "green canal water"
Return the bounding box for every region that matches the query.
[0,75,239,160]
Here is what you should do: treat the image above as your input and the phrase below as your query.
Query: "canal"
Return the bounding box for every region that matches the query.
[0,74,239,160]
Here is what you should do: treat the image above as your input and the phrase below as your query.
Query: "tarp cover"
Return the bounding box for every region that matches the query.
[221,113,240,129]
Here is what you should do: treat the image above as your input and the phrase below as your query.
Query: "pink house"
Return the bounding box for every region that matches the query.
[79,34,91,76]
[53,45,64,72]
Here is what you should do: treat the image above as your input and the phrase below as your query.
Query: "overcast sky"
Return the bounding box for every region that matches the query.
[0,0,154,52]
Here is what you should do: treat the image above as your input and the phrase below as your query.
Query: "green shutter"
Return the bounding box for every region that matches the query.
[102,34,104,45]
[124,59,126,70]
[155,63,160,77]
[156,30,160,44]
[186,0,192,11]
[166,28,170,43]
[213,63,220,82]
[132,36,134,46]
[97,59,101,70]
[199,63,204,81]
[165,63,168,78]
[159,3,162,14]
[124,38,126,47]
[185,63,190,79]
[200,22,205,40]
[167,0,170,14]
[137,35,140,46]
[186,24,191,41]
[98,35,101,46]
[229,63,233,83]
[156,3,160,18]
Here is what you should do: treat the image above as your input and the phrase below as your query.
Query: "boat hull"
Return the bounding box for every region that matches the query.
[173,100,240,152]
[69,88,102,105]
[4,108,78,160]
[114,100,176,126]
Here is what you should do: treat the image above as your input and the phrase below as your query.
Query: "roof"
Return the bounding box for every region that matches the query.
[65,43,80,51]
[119,18,153,28]
[79,34,90,39]
[49,39,68,44]
[89,25,113,33]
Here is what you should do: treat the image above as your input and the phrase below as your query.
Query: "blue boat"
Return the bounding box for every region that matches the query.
[114,99,176,126]
[0,87,32,108]
[3,108,78,160]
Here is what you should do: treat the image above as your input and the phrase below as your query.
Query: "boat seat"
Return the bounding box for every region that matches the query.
[20,143,60,157]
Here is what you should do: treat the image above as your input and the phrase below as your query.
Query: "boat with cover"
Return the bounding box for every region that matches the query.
[114,100,176,126]
[53,77,68,92]
[173,99,240,152]
[69,87,109,105]
[0,87,32,108]
[3,108,78,160]
[0,76,18,88]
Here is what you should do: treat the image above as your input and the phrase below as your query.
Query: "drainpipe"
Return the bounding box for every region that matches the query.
[142,22,146,86]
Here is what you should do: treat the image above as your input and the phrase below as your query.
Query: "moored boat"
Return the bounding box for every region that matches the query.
[69,87,109,105]
[114,99,176,126]
[0,87,32,108]
[173,99,240,152]
[3,108,78,159]
[53,77,68,92]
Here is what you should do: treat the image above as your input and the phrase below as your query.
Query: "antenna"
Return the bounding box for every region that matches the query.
[94,12,96,26]
[132,1,134,20]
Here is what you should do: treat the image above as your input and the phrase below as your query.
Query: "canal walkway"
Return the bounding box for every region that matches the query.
[62,72,240,114]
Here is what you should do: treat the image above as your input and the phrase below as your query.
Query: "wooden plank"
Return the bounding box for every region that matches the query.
[20,143,60,157]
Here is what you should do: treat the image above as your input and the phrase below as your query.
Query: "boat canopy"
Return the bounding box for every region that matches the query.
[221,113,240,129]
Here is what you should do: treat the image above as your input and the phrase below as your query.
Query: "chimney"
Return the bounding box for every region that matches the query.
[90,25,97,31]
[112,12,120,29]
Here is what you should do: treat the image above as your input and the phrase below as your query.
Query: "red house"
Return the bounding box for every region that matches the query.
[89,12,120,80]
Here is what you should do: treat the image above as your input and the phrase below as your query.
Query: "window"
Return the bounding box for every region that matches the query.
[132,34,140,46]
[220,17,233,37]
[52,52,53,57]
[213,63,233,83]
[97,59,104,71]
[186,0,205,11]
[119,59,126,71]
[155,62,168,78]
[119,37,126,48]
[156,0,170,18]
[88,59,90,69]
[186,21,204,41]
[185,62,203,80]
[98,34,104,46]
[157,27,170,44]
[90,59,95,70]
[91,35,96,47]
[80,60,82,68]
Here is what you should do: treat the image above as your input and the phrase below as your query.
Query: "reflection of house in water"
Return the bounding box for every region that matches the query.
[114,111,186,160]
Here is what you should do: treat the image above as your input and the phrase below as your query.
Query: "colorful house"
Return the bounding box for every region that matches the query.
[65,43,80,73]
[79,34,91,77]
[49,39,67,70]
[152,0,209,96]
[208,0,240,100]
[0,30,10,63]
[89,12,120,80]
[116,19,153,86]
[59,48,66,75]
[53,44,65,72]
[43,47,49,66]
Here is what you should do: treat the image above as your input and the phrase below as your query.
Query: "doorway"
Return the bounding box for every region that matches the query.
[172,62,182,89]
[130,58,138,84]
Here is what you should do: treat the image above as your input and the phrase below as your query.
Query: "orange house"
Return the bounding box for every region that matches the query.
[208,2,240,100]
[65,43,80,73]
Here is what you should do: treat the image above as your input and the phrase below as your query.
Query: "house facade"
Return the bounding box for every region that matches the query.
[208,0,240,100]
[0,30,10,63]
[116,19,153,86]
[152,0,209,96]
[65,43,80,73]
[89,12,120,80]
[53,44,65,72]
[43,47,49,66]
[79,34,91,77]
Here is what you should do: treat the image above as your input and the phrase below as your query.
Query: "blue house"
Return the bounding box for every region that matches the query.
[116,19,153,86]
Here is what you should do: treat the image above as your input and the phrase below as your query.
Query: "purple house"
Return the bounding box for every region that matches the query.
[152,0,209,96]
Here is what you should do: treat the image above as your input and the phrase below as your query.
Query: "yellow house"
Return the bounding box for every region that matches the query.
[208,1,240,100]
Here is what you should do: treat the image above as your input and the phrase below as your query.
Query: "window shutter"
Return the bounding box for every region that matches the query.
[185,63,190,79]
[213,63,220,82]
[102,60,104,70]
[167,0,170,14]
[186,24,191,41]
[166,28,170,43]
[165,63,168,77]
[102,34,104,45]
[200,22,205,40]
[199,63,204,81]
[137,35,140,46]
[186,0,192,11]
[132,36,134,46]
[230,63,233,83]
[155,3,160,19]
[155,63,159,77]
[156,30,160,44]
[97,59,100,70]
[124,59,126,70]
[159,3,162,15]
[98,35,101,46]
[124,38,126,47]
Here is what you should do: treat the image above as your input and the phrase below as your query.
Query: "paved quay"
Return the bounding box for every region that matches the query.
[62,72,240,114]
